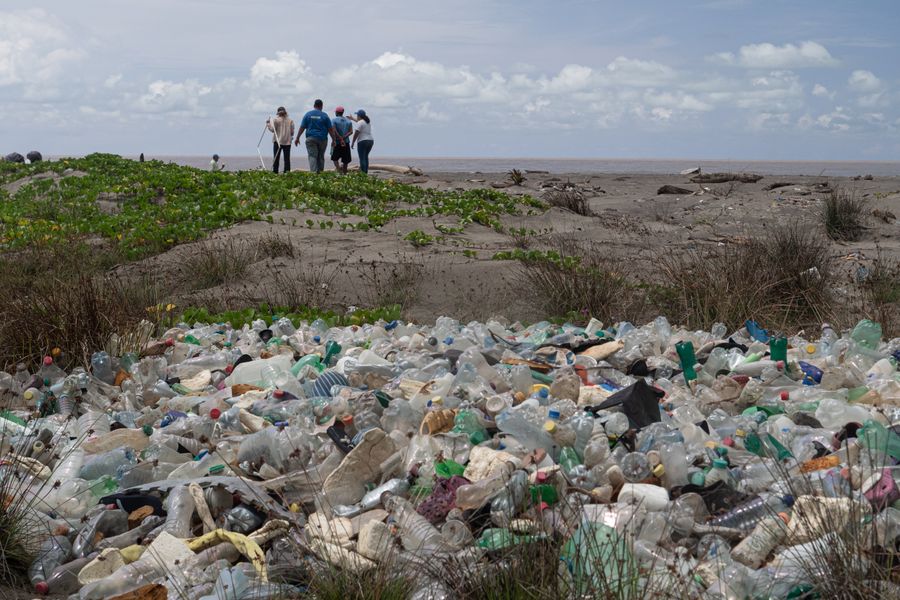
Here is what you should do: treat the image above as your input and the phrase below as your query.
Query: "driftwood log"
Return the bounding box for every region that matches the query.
[350,164,423,176]
[762,182,794,191]
[657,185,694,195]
[690,173,763,184]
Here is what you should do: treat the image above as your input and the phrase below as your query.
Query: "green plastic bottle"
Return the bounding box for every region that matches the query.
[451,410,488,445]
[850,319,882,350]
[769,336,787,364]
[675,341,698,383]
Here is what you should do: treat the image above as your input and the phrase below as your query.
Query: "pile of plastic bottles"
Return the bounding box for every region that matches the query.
[1,314,898,599]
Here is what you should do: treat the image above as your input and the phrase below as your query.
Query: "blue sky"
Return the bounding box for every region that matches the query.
[1,0,898,159]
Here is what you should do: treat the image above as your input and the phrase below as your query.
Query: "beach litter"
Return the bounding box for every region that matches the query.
[2,314,899,598]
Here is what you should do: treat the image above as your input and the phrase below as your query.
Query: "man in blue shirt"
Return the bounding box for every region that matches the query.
[294,99,343,173]
[330,106,354,174]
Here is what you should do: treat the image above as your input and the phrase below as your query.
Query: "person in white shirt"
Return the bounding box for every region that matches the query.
[266,106,295,173]
[349,109,374,174]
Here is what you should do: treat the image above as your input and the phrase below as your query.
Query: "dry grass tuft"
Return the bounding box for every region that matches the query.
[823,188,868,241]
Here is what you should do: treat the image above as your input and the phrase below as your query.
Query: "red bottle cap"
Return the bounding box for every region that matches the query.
[165,338,174,346]
[780,390,789,401]
[42,356,53,366]
[536,471,549,483]
[723,436,734,447]
[538,501,549,511]
[274,390,285,398]
[225,365,233,374]
[35,581,49,595]
[209,408,221,420]
[776,361,785,371]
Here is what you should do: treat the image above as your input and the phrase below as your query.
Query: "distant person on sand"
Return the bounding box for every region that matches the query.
[139,153,145,163]
[295,99,343,173]
[331,106,353,174]
[267,106,294,173]
[209,154,224,171]
[349,109,374,174]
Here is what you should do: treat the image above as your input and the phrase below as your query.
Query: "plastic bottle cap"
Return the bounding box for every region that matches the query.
[805,344,816,354]
[716,446,728,457]
[35,581,49,595]
[652,464,665,478]
[165,338,174,346]
[536,471,550,483]
[548,409,561,420]
[538,501,549,511]
[209,408,221,420]
[781,494,794,507]
[313,335,321,343]
[690,472,706,486]
[24,389,35,401]
[723,436,734,447]
[780,390,789,401]
[430,396,443,407]
[713,458,728,469]
[539,388,549,399]
[274,390,285,398]
[225,365,233,374]
[735,428,746,437]
[42,356,53,366]
[704,441,717,449]
[51,347,61,357]
[543,421,557,434]
[341,414,354,426]
[141,425,153,436]
[776,512,790,524]
[776,361,785,370]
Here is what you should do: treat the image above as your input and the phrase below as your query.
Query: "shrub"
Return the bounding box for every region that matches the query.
[544,187,591,216]
[181,239,258,289]
[0,244,166,370]
[657,224,833,330]
[823,189,867,241]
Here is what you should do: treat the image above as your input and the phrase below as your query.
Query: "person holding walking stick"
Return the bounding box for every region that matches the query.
[267,106,294,173]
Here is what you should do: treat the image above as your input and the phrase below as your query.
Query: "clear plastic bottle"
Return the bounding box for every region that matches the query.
[384,494,446,554]
[659,443,688,488]
[454,475,508,510]
[703,458,736,488]
[162,484,196,538]
[620,452,651,483]
[730,514,789,568]
[90,351,116,385]
[567,411,595,458]
[28,535,72,595]
[494,410,557,455]
[707,493,794,532]
[79,447,135,481]
[489,470,529,526]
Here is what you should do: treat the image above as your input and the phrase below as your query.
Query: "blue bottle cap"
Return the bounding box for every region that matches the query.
[548,409,561,420]
[539,388,549,399]
[313,335,321,343]
[444,336,454,345]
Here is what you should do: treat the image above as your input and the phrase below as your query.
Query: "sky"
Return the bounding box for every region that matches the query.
[1,0,898,160]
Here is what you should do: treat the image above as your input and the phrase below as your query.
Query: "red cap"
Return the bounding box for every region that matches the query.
[723,436,734,447]
[35,581,49,595]
[165,338,174,346]
[776,360,785,370]
[225,365,233,374]
[209,408,221,420]
[538,501,549,511]
[42,356,53,366]
[274,390,284,398]
[536,471,549,483]
[780,390,789,401]
[335,105,345,113]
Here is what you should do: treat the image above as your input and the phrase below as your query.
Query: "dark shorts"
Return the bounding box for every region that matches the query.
[331,143,351,164]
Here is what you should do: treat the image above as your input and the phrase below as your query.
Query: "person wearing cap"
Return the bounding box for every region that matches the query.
[294,99,343,173]
[349,109,374,174]
[267,107,294,173]
[331,106,353,174]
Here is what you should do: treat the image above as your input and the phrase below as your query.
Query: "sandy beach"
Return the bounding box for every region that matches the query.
[120,169,900,325]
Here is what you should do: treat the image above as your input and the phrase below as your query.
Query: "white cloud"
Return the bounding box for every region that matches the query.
[416,102,449,122]
[811,83,833,98]
[249,51,313,94]
[135,80,212,115]
[0,9,84,93]
[848,69,881,92]
[104,74,123,88]
[713,41,838,68]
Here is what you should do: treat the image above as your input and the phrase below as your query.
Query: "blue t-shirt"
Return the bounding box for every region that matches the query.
[332,116,353,143]
[300,109,333,140]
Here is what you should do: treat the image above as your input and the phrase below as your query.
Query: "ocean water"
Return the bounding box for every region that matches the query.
[135,155,900,177]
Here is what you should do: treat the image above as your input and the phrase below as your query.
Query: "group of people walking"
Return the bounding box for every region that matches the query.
[266,100,374,174]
